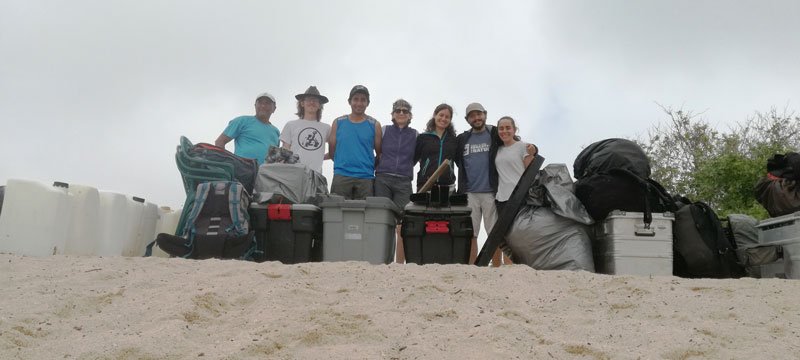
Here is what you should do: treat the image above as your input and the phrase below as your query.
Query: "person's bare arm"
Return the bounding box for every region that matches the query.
[328,120,338,161]
[374,120,383,158]
[215,134,233,149]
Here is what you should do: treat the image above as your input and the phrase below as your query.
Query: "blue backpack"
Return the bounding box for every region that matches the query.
[155,181,254,259]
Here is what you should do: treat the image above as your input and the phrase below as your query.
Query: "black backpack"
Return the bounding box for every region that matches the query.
[154,181,255,260]
[672,197,745,278]
[573,139,674,223]
[573,138,651,180]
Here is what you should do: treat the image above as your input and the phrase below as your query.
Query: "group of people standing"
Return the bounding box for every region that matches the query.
[214,85,538,266]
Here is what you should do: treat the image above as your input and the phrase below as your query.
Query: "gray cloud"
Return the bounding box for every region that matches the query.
[1,0,798,208]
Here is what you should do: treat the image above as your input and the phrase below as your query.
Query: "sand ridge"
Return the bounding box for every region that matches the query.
[1,254,798,359]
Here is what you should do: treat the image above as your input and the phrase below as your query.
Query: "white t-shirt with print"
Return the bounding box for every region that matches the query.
[279,119,331,174]
[495,141,529,202]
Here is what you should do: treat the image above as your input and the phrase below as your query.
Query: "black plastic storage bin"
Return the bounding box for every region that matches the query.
[249,203,322,264]
[401,204,473,264]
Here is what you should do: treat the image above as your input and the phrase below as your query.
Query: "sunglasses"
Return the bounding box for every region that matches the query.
[394,108,410,114]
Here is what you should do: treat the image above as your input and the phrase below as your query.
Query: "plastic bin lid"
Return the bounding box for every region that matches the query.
[605,210,674,220]
[404,203,472,215]
[319,195,346,207]
[756,212,800,228]
[249,202,320,211]
[319,195,401,215]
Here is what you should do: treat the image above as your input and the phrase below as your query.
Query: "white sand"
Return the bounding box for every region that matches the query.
[1,254,798,359]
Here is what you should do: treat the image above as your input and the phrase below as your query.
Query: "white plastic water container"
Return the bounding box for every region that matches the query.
[97,191,129,256]
[64,184,101,256]
[150,206,182,257]
[0,179,72,256]
[155,206,182,236]
[121,197,149,257]
[132,201,159,257]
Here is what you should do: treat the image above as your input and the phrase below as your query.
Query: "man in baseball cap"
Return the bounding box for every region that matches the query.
[348,84,370,102]
[328,85,383,199]
[455,102,501,264]
[214,92,280,165]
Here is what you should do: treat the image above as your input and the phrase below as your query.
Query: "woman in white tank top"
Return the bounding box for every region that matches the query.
[493,116,538,266]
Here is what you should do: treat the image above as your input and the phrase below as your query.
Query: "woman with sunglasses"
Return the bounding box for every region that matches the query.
[375,99,418,263]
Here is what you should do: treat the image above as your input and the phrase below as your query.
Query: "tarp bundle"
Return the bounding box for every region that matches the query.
[727,214,782,275]
[505,164,595,272]
[254,163,329,204]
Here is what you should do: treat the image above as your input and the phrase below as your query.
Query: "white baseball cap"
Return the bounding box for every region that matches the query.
[256,92,276,104]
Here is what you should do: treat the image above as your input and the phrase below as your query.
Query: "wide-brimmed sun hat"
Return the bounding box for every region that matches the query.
[295,86,329,104]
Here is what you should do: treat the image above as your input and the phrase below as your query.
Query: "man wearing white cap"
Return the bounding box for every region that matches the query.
[456,102,500,264]
[215,92,281,165]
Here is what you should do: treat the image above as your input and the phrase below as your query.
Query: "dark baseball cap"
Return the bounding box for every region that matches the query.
[349,85,370,101]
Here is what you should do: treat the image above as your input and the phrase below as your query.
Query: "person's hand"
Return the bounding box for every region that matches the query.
[526,144,538,157]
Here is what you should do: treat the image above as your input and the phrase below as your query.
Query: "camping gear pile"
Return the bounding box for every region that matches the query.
[153,137,258,260]
[499,138,800,279]
[155,136,359,263]
[146,134,800,279]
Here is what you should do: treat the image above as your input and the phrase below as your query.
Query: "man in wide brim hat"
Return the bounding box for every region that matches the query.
[295,86,329,104]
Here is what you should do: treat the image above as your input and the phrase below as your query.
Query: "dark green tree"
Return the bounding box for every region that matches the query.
[636,105,800,219]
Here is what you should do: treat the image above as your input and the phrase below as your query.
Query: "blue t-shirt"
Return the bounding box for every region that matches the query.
[223,116,280,165]
[333,116,376,179]
[463,130,492,193]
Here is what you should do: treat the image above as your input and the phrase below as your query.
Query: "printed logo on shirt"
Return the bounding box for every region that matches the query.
[298,127,323,151]
[467,143,490,155]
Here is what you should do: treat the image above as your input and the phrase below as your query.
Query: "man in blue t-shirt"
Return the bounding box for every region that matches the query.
[215,92,281,165]
[328,85,383,199]
[456,102,500,265]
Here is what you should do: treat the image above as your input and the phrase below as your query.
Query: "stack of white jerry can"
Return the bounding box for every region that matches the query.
[0,178,165,258]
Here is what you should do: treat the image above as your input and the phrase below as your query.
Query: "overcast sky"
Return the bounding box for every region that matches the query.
[2,0,799,211]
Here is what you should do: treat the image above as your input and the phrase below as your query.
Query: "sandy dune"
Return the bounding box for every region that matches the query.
[1,254,798,359]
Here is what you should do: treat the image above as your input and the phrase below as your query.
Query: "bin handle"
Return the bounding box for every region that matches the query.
[339,204,367,210]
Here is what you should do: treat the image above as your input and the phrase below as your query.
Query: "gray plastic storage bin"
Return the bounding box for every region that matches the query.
[593,211,674,276]
[320,196,401,264]
[755,212,800,279]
